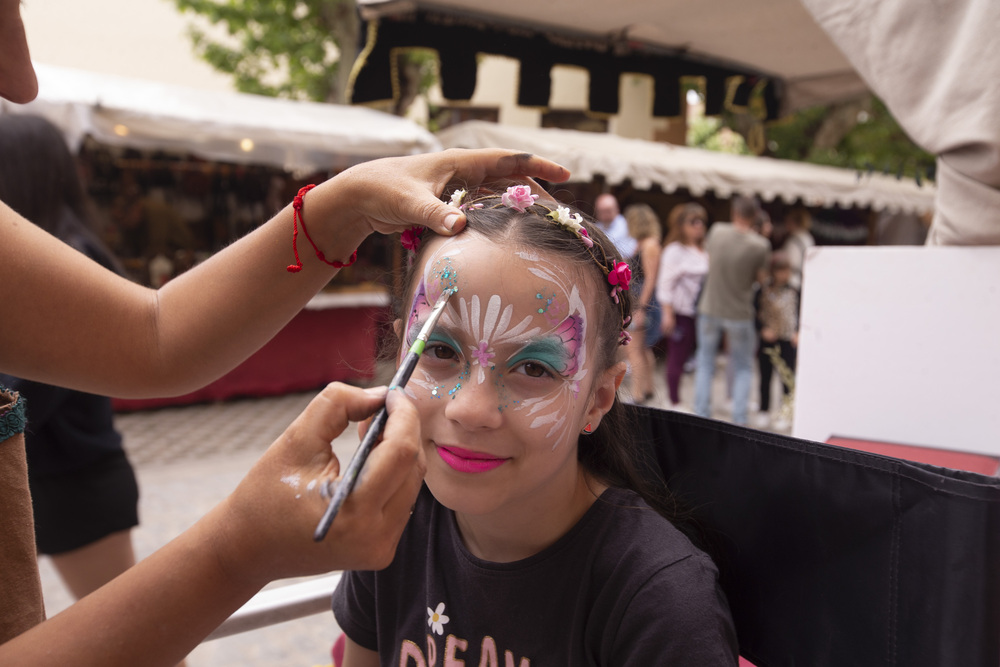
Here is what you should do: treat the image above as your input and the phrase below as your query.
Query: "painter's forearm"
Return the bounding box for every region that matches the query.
[0,505,261,667]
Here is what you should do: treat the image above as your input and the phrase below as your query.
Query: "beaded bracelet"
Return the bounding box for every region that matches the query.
[286,184,358,273]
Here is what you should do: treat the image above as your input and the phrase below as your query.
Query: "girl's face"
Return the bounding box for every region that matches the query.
[401,234,614,520]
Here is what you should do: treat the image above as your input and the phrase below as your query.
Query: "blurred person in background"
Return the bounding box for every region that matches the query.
[593,192,637,258]
[622,203,663,403]
[692,196,770,425]
[753,251,801,430]
[656,203,708,410]
[780,206,815,291]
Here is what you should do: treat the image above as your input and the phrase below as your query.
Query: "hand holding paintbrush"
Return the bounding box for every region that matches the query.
[314,287,455,541]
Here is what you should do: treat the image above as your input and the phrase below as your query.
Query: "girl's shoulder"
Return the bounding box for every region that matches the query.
[589,487,715,571]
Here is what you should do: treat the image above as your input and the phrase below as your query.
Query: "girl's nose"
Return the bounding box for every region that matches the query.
[443,369,503,430]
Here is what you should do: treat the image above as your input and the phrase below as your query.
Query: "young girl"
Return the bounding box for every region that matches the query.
[332,188,736,666]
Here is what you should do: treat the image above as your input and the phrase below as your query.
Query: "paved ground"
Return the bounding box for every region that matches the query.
[36,357,789,666]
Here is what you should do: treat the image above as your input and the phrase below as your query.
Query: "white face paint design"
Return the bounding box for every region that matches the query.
[512,251,589,448]
[402,238,593,450]
[401,234,605,523]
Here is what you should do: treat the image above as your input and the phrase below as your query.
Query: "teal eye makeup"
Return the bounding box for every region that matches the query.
[508,338,571,376]
[427,331,461,353]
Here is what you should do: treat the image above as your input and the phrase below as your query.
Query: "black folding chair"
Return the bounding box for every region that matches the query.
[628,405,1000,667]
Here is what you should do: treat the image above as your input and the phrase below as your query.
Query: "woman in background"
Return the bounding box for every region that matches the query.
[780,206,815,291]
[623,203,663,403]
[656,203,708,410]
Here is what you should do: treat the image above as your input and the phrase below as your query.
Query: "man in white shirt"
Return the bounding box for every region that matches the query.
[594,193,637,258]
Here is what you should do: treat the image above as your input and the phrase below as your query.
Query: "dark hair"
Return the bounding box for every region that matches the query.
[784,206,812,232]
[386,192,684,526]
[665,202,708,247]
[731,194,761,224]
[0,114,122,273]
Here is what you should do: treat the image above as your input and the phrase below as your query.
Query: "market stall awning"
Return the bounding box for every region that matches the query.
[438,121,934,215]
[0,64,441,172]
[354,0,868,118]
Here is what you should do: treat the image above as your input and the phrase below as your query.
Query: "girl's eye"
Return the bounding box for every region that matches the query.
[428,343,457,360]
[514,361,554,379]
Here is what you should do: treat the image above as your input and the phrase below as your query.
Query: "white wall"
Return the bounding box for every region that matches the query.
[20,0,233,92]
[794,246,1000,456]
[456,55,666,139]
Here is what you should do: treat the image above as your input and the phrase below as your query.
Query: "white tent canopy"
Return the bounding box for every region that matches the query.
[0,64,441,173]
[438,121,934,215]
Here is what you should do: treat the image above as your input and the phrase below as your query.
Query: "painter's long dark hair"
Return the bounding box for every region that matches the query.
[386,192,686,528]
[0,114,123,274]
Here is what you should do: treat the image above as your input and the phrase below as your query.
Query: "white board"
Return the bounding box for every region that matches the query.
[794,246,1000,456]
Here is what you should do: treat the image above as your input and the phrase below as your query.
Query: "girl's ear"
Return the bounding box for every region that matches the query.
[393,318,403,339]
[584,361,627,431]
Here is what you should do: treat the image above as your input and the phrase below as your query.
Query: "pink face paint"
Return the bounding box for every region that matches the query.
[405,278,430,347]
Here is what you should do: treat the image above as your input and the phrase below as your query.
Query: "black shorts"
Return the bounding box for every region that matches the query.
[29,449,139,555]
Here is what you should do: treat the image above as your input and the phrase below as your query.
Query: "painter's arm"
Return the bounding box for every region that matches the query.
[0,149,569,398]
[0,383,424,666]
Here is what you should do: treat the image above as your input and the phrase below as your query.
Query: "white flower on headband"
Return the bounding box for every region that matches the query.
[548,206,583,231]
[449,189,468,207]
[547,206,594,247]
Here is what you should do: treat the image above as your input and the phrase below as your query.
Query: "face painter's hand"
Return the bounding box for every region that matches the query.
[329,148,571,237]
[213,382,425,585]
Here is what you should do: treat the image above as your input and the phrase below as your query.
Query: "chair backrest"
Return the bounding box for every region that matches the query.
[628,405,1000,667]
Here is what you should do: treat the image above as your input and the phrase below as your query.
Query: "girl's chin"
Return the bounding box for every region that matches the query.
[425,477,504,517]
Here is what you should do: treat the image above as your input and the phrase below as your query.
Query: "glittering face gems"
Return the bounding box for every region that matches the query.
[432,256,459,299]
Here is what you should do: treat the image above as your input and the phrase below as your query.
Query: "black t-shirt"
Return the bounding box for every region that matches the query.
[333,485,737,666]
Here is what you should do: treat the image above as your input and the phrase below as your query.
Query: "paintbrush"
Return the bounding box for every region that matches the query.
[313,287,455,542]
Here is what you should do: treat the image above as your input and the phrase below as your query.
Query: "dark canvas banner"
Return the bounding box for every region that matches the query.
[626,405,1000,667]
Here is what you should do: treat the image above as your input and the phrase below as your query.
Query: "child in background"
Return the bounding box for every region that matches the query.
[754,251,801,430]
[332,188,736,666]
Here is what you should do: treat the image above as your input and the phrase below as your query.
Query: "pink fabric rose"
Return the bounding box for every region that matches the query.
[501,185,539,212]
[607,261,632,291]
[401,226,423,252]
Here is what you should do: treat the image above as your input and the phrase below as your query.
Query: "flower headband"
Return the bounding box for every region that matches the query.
[403,186,633,345]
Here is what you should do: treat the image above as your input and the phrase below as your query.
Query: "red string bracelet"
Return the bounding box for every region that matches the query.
[286,184,358,273]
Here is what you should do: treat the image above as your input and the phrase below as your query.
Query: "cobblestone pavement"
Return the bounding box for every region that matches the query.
[36,357,789,666]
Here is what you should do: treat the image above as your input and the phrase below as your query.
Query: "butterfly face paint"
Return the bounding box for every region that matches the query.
[401,234,605,521]
[403,235,596,441]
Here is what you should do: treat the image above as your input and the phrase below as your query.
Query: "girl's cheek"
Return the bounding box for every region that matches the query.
[505,376,575,423]
[410,361,471,402]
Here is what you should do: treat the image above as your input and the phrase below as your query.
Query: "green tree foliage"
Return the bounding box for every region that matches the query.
[766,96,935,182]
[173,0,358,104]
[689,79,935,182]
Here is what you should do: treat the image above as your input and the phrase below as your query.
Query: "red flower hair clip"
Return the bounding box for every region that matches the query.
[607,261,632,303]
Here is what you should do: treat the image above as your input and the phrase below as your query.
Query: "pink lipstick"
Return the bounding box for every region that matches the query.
[436,445,507,473]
